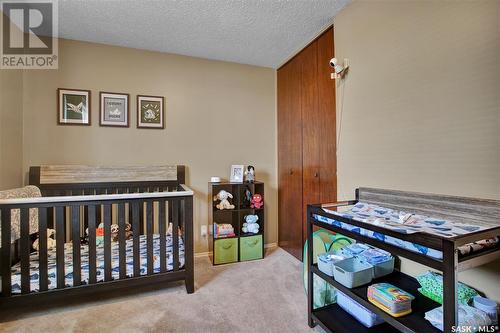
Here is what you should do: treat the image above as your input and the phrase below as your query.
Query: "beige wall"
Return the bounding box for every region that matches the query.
[334,0,500,301]
[0,14,24,190]
[21,39,277,253]
[0,69,24,190]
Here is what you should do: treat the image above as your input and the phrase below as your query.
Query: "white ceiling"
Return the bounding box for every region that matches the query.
[55,0,350,68]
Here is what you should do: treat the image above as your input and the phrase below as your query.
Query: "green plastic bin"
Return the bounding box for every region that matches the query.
[303,229,354,309]
[240,235,263,261]
[214,238,238,264]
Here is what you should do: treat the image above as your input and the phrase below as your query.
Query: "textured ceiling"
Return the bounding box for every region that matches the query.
[55,0,350,68]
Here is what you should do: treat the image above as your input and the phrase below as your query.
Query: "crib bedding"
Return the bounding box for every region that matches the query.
[315,202,499,260]
[8,234,185,294]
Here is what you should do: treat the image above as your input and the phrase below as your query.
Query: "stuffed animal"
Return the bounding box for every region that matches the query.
[33,229,56,251]
[244,186,252,207]
[244,165,255,182]
[111,223,133,242]
[242,214,260,234]
[251,194,263,209]
[213,190,235,210]
[167,222,183,236]
[85,223,105,246]
[124,223,133,240]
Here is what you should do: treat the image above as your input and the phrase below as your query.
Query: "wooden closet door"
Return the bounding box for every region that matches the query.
[300,41,321,245]
[317,28,337,203]
[277,56,303,260]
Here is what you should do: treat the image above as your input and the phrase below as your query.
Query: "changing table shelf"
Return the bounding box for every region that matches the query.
[312,304,400,333]
[307,187,500,333]
[312,265,441,333]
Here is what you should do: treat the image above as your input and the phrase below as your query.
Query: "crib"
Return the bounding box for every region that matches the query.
[0,165,194,307]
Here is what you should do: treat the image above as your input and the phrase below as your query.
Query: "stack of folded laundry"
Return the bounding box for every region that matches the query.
[214,223,235,238]
[368,283,415,317]
[342,243,371,256]
[359,247,392,265]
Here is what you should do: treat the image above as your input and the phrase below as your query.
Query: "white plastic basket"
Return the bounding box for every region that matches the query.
[333,257,373,288]
[337,291,384,327]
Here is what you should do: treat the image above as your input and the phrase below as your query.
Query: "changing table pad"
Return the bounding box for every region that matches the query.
[325,202,489,237]
[315,202,499,260]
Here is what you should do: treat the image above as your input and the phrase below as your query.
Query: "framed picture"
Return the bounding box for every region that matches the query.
[230,165,244,183]
[99,92,129,127]
[137,95,164,129]
[57,88,91,125]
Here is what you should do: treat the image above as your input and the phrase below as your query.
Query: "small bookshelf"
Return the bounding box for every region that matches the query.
[208,181,265,265]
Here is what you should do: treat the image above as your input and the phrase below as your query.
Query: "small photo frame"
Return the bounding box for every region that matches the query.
[57,88,91,125]
[230,165,244,183]
[137,95,164,129]
[100,92,129,127]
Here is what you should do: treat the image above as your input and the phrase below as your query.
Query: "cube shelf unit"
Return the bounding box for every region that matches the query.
[209,181,265,265]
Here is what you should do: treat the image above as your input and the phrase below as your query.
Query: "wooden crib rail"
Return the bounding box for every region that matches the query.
[0,184,193,206]
[0,189,194,301]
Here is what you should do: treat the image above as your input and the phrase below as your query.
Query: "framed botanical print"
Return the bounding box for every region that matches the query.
[57,88,91,125]
[99,92,129,127]
[137,95,164,129]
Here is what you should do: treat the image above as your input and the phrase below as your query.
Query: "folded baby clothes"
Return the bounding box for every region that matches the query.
[359,247,392,265]
[425,304,491,332]
[416,271,478,305]
[368,283,415,317]
[343,243,371,256]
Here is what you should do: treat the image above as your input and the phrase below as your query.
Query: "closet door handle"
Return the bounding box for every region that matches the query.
[314,172,319,178]
[290,169,294,175]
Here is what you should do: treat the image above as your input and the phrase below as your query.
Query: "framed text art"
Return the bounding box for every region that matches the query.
[100,92,129,127]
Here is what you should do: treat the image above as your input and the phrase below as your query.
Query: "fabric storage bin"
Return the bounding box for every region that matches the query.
[368,283,414,317]
[214,238,238,264]
[240,235,263,261]
[317,251,353,276]
[333,257,373,288]
[337,291,384,327]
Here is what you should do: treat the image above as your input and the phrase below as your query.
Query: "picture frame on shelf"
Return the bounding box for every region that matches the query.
[57,88,91,125]
[99,92,129,127]
[230,165,244,183]
[137,95,164,129]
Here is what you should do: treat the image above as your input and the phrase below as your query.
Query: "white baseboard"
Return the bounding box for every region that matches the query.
[194,242,277,258]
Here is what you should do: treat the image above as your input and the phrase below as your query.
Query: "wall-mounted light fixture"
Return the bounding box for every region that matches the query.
[330,58,349,79]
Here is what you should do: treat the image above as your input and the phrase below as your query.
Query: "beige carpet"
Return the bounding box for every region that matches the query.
[0,247,320,333]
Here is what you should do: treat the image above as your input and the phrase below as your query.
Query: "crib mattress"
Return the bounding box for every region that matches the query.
[9,234,185,294]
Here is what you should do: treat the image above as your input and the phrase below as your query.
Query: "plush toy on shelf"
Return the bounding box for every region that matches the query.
[251,194,263,209]
[242,214,260,234]
[244,165,255,183]
[33,228,56,251]
[244,186,252,207]
[213,190,235,210]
